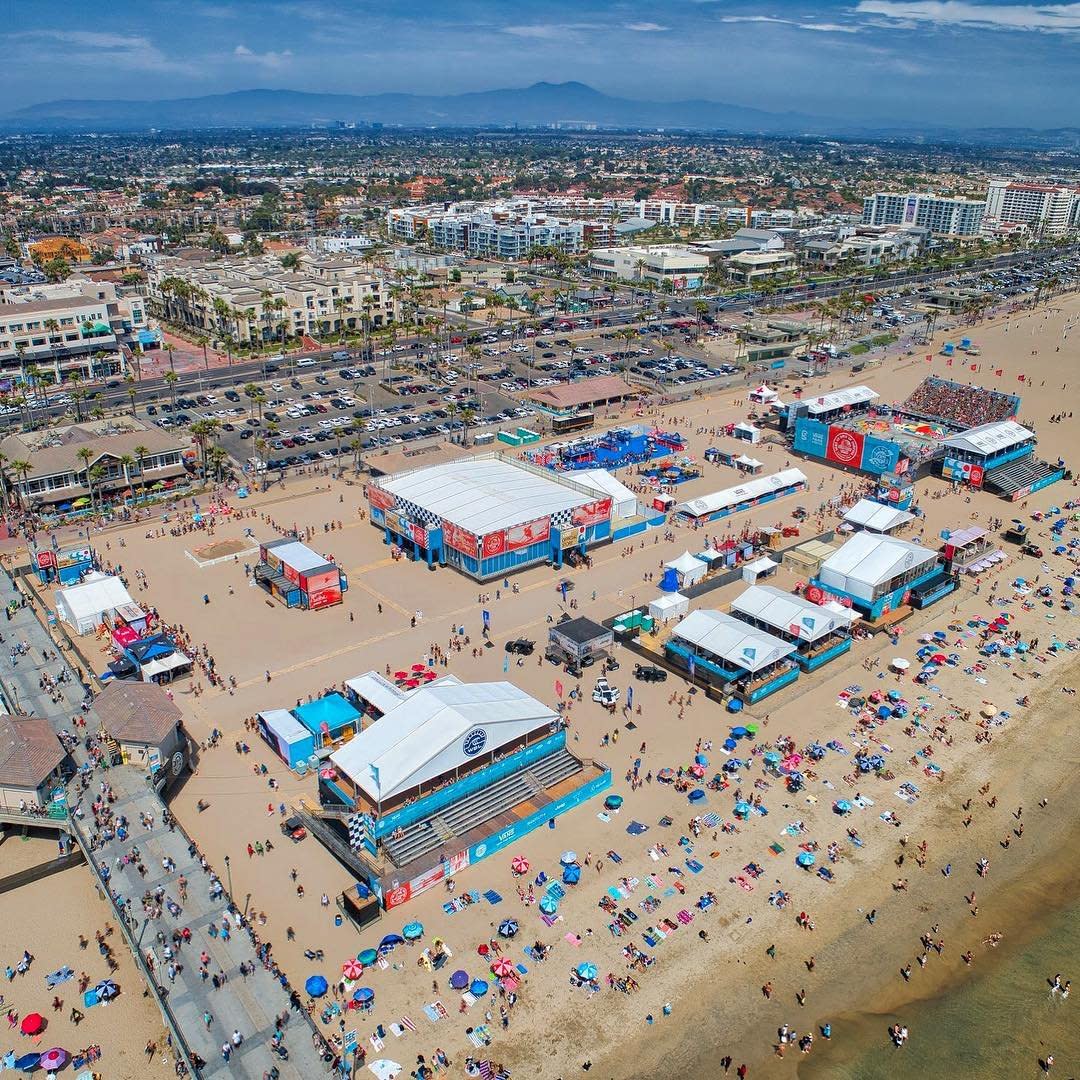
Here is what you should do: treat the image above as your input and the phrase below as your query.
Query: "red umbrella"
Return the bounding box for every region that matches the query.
[477,944,490,956]
[422,670,438,681]
[21,1013,44,1035]
[411,663,427,672]
[393,671,409,680]
[491,957,515,978]
[405,678,421,688]
[342,958,364,980]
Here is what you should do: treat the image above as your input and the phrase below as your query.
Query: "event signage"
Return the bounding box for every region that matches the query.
[306,568,342,610]
[572,498,612,528]
[506,517,551,552]
[35,550,57,570]
[367,486,397,513]
[941,458,984,489]
[443,520,480,558]
[826,427,865,468]
[481,530,507,558]
[462,728,488,756]
[408,521,429,549]
[383,847,472,909]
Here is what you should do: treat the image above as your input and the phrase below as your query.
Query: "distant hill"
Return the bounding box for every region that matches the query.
[4,82,836,134]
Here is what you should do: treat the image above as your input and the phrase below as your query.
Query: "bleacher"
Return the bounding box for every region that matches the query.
[382,747,583,868]
[983,457,1063,497]
[899,377,1019,430]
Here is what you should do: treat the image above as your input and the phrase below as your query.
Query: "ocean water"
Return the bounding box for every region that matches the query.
[799,899,1080,1080]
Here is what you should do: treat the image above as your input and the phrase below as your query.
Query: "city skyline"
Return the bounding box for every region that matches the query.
[4,0,1079,129]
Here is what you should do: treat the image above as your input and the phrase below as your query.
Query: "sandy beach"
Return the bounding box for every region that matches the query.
[5,287,1079,1078]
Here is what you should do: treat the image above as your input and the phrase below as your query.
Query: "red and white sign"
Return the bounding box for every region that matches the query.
[305,568,342,610]
[506,517,550,552]
[804,585,824,605]
[408,521,429,549]
[35,550,58,570]
[443,520,480,558]
[572,498,612,528]
[482,531,507,558]
[826,426,864,467]
[367,486,397,513]
[967,464,984,490]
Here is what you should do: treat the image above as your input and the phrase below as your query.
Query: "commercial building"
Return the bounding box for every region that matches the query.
[387,202,612,258]
[0,715,70,811]
[0,419,190,510]
[521,374,640,415]
[145,252,393,346]
[983,180,1080,237]
[0,278,147,383]
[366,453,616,578]
[725,250,797,285]
[862,192,985,237]
[588,245,709,290]
[324,677,609,909]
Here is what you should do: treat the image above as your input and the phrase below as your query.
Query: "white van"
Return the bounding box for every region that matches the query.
[296,357,316,368]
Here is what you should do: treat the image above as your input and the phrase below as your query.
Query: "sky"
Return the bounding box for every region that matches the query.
[3,0,1079,127]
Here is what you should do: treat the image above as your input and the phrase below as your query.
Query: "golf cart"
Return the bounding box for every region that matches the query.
[592,677,620,706]
[1019,542,1044,558]
[281,815,307,843]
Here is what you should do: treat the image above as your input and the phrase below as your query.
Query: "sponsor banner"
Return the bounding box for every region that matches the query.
[942,458,984,489]
[384,848,470,909]
[792,418,829,457]
[35,549,58,570]
[481,530,507,559]
[367,485,397,512]
[560,527,581,550]
[506,517,550,552]
[305,568,342,610]
[283,562,301,585]
[572,498,612,528]
[825,426,864,468]
[384,510,406,538]
[263,549,282,574]
[858,435,900,476]
[443,520,480,558]
[408,521,429,549]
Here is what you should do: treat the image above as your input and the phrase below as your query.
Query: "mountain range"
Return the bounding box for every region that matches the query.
[5,81,835,134]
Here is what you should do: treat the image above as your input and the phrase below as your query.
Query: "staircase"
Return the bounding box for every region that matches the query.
[381,749,584,868]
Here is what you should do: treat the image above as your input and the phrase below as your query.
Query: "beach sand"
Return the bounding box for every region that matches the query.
[6,288,1079,1077]
[0,837,172,1077]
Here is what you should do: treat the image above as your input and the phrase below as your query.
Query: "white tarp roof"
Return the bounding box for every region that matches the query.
[943,420,1031,457]
[676,468,807,519]
[666,551,707,575]
[345,671,408,715]
[649,592,688,616]
[742,556,778,576]
[379,456,593,534]
[571,468,639,519]
[731,584,844,643]
[56,572,134,628]
[264,540,328,574]
[805,385,878,415]
[330,681,558,803]
[842,498,914,533]
[735,455,763,468]
[816,532,939,601]
[140,651,191,678]
[749,384,778,401]
[733,422,760,434]
[671,609,795,674]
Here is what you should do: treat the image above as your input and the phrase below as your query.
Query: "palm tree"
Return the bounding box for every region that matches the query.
[189,419,219,478]
[87,464,106,511]
[196,335,210,370]
[207,445,228,482]
[76,446,95,497]
[0,452,9,508]
[117,454,136,498]
[348,437,363,474]
[125,377,138,416]
[460,406,477,446]
[163,369,179,409]
[133,444,150,490]
[334,297,349,342]
[9,460,32,508]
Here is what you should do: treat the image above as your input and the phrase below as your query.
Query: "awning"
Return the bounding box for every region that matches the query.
[140,651,191,678]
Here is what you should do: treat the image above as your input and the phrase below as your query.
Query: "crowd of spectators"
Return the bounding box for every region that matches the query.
[899,377,1018,429]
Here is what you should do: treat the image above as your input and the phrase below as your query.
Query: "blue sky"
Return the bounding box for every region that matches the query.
[3,1,1078,126]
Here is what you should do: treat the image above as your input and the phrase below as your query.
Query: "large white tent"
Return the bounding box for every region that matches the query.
[815,532,939,603]
[675,468,807,521]
[648,592,689,622]
[665,551,708,587]
[842,498,914,535]
[942,420,1031,457]
[731,584,844,644]
[55,572,135,635]
[670,610,795,674]
[571,468,639,521]
[330,681,559,804]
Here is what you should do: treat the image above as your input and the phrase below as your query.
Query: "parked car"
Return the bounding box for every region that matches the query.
[505,638,535,656]
[634,664,668,683]
[592,677,620,705]
[280,816,307,842]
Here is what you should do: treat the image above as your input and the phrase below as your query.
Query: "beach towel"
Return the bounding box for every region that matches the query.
[370,1034,385,1051]
[82,989,100,1008]
[643,933,658,947]
[547,882,566,900]
[663,887,677,897]
[401,1016,417,1032]
[677,910,694,924]
[540,913,561,927]
[607,850,623,863]
[516,963,528,975]
[45,966,74,988]
[648,874,665,888]
[685,859,703,874]
[483,890,503,905]
[564,933,582,947]
[853,795,874,808]
[607,887,623,901]
[648,849,659,861]
[651,925,667,940]
[701,813,721,828]
[390,1023,406,1038]
[596,812,611,823]
[467,1025,492,1048]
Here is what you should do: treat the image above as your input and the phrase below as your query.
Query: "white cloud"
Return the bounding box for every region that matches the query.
[4,29,201,75]
[233,44,294,67]
[799,22,861,32]
[500,23,604,39]
[719,14,791,23]
[719,14,859,32]
[625,22,670,31]
[855,2,1080,33]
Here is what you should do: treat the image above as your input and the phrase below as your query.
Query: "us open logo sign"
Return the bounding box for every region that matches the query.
[462,729,488,756]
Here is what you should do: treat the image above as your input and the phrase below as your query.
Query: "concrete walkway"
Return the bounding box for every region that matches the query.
[0,574,330,1079]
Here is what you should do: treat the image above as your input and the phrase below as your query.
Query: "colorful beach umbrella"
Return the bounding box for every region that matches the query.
[796,852,816,868]
[353,987,375,1003]
[94,979,118,1000]
[559,851,578,865]
[393,671,409,680]
[562,864,582,884]
[510,855,530,875]
[491,957,515,978]
[20,1015,44,1036]
[305,975,329,997]
[539,896,558,915]
[411,663,427,672]
[37,1049,67,1072]
[402,921,424,940]
[576,962,598,980]
[498,918,519,938]
[342,959,364,980]
[358,948,378,966]
[449,970,470,989]
[470,979,489,996]
[834,800,853,814]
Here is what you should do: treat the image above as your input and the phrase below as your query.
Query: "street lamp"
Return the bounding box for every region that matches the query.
[223,854,232,898]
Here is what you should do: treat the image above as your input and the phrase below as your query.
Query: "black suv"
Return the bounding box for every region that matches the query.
[505,638,535,655]
[634,664,667,683]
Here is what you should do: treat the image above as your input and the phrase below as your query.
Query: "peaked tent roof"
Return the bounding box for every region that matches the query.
[56,572,134,624]
[816,532,939,598]
[804,386,878,415]
[730,584,844,644]
[842,498,914,533]
[665,551,707,574]
[675,468,807,519]
[942,420,1032,457]
[670,609,795,674]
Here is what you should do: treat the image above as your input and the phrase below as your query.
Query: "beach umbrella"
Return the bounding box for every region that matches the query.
[734,801,751,817]
[402,921,424,940]
[449,970,470,989]
[689,764,705,778]
[353,986,375,1003]
[342,959,364,980]
[890,658,910,671]
[887,690,902,702]
[491,957,515,978]
[366,1059,401,1080]
[72,497,91,508]
[498,918,519,938]
[688,789,706,803]
[422,670,438,681]
[763,751,780,766]
[539,896,558,915]
[379,934,405,951]
[981,704,997,718]
[305,975,329,997]
[726,700,743,714]
[411,663,427,672]
[657,768,675,781]
[13,1053,39,1072]
[604,794,624,811]
[36,1049,66,1073]
[876,705,892,719]
[470,978,489,996]
[694,753,708,766]
[511,855,530,875]
[834,800,853,814]
[358,948,378,966]
[933,630,947,641]
[20,1015,44,1036]
[731,726,748,738]
[576,962,599,980]
[393,671,409,680]
[562,864,582,885]
[796,852,816,868]
[560,851,578,865]
[723,738,738,751]
[94,980,118,1000]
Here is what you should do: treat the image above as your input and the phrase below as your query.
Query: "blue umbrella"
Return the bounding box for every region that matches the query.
[876,705,892,719]
[694,754,708,766]
[402,921,424,940]
[305,975,328,997]
[834,800,853,814]
[796,852,816,868]
[604,794,624,810]
[933,630,947,640]
[13,1053,40,1073]
[353,986,374,1003]
[470,979,489,996]
[726,698,744,713]
[734,801,751,816]
[763,751,780,765]
[887,690,902,701]
[577,962,598,980]
[688,789,706,802]
[449,969,469,989]
[723,738,738,751]
[562,864,582,885]
[731,726,748,738]
[379,933,405,951]
[498,918,519,938]
[539,896,558,914]
[94,979,118,1000]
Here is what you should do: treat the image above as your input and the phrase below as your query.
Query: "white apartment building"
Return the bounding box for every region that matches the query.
[862,192,985,237]
[145,253,394,346]
[588,245,709,290]
[308,234,374,256]
[386,202,613,258]
[0,278,146,383]
[725,250,797,285]
[983,180,1080,237]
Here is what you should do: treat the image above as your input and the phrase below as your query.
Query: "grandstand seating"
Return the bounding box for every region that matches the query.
[983,457,1062,496]
[899,377,1018,429]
